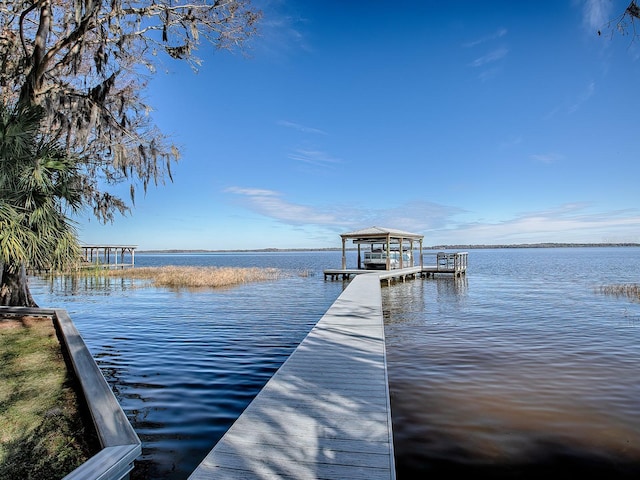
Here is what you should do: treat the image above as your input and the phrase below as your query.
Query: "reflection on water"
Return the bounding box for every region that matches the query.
[30,252,347,480]
[28,248,640,479]
[383,248,640,479]
[42,273,141,295]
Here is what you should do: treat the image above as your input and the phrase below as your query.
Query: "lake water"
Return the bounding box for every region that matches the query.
[29,248,640,479]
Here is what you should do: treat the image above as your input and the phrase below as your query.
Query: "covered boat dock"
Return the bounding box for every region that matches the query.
[324,226,467,281]
[338,226,424,271]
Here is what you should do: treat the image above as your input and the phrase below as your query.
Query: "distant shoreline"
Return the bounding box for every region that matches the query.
[138,243,640,254]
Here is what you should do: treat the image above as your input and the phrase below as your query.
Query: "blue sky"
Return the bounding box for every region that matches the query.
[75,0,640,250]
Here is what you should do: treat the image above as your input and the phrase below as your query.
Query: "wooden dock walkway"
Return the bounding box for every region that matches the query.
[323,266,422,282]
[188,273,395,480]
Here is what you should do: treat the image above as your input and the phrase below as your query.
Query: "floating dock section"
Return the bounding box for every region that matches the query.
[188,273,395,480]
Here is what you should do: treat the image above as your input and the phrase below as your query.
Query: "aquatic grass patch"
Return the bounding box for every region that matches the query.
[598,283,640,302]
[0,316,97,479]
[84,265,286,289]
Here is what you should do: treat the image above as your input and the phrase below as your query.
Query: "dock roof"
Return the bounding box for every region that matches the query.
[340,226,424,242]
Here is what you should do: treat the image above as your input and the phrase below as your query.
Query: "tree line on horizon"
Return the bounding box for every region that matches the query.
[137,242,640,254]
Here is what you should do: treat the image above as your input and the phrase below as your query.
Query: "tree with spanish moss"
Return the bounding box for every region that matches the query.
[598,0,640,39]
[0,102,82,306]
[0,0,261,305]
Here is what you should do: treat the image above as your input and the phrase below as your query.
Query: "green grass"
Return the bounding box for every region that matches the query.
[0,316,99,479]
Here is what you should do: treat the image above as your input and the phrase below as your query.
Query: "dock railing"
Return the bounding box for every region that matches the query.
[436,251,468,272]
[421,251,468,276]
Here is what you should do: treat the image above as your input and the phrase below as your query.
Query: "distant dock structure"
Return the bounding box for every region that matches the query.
[81,245,137,269]
[323,226,467,281]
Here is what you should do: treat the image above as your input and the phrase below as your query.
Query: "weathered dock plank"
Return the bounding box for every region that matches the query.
[188,273,395,480]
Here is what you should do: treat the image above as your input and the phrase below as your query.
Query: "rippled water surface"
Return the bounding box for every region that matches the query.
[383,248,640,478]
[29,248,640,479]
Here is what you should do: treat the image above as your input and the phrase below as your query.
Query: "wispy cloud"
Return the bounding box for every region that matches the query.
[469,47,509,68]
[478,67,502,82]
[224,187,462,231]
[277,120,327,135]
[463,28,508,48]
[465,28,508,80]
[568,81,596,113]
[366,201,465,233]
[224,187,275,197]
[287,148,341,168]
[530,152,563,164]
[437,203,640,244]
[499,135,524,149]
[545,80,596,118]
[225,188,640,245]
[251,4,313,57]
[224,187,349,225]
[582,0,614,31]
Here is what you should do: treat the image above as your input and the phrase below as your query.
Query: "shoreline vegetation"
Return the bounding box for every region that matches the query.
[70,264,640,303]
[0,315,98,479]
[75,265,298,289]
[599,284,640,302]
[137,243,640,254]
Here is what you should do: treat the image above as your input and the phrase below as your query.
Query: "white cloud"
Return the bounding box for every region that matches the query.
[436,203,640,245]
[225,189,640,246]
[582,0,614,31]
[543,81,596,120]
[287,148,341,167]
[530,152,564,163]
[469,47,509,68]
[463,28,508,48]
[464,28,509,80]
[225,187,461,231]
[225,187,349,225]
[277,120,327,135]
[251,4,313,57]
[224,186,279,196]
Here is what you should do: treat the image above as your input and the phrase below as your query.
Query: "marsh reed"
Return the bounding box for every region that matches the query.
[598,283,640,301]
[80,266,285,289]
